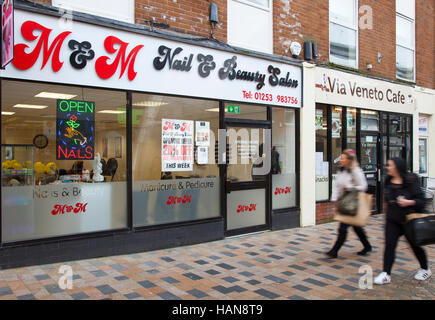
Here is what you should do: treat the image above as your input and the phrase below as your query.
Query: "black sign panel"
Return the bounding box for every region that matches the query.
[56,99,95,160]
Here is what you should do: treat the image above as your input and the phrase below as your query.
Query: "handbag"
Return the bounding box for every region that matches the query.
[405,213,435,246]
[335,193,372,226]
[336,169,359,216]
[337,190,359,216]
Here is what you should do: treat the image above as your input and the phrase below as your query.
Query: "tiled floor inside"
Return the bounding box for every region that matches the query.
[0,215,434,300]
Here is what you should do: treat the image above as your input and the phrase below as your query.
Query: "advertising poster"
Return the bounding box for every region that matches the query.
[162,119,194,172]
[315,109,324,130]
[195,121,210,146]
[1,0,13,68]
[197,146,208,165]
[56,99,95,160]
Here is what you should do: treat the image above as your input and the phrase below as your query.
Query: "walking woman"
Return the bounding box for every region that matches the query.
[326,149,372,258]
[374,157,431,285]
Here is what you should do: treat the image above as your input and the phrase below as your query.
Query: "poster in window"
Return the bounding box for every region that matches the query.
[161,119,194,172]
[1,0,14,68]
[56,99,95,160]
[315,109,324,130]
[195,121,210,146]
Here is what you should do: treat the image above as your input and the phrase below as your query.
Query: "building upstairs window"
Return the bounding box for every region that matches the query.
[329,0,358,69]
[396,0,415,81]
[227,0,273,54]
[52,0,134,24]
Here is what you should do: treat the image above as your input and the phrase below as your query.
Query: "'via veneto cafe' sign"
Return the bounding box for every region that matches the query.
[0,9,301,108]
[315,67,415,113]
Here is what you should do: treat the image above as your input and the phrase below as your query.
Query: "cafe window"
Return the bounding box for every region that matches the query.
[1,80,127,243]
[272,108,297,209]
[132,94,220,227]
[329,0,358,68]
[315,105,328,201]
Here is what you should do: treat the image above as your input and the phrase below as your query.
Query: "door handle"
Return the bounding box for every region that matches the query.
[377,169,381,182]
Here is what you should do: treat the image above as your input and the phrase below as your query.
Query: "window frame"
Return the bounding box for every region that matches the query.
[395,4,416,82]
[232,0,271,12]
[328,0,359,69]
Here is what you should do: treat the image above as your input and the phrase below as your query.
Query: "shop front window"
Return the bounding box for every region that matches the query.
[315,105,329,201]
[1,80,128,242]
[132,94,220,227]
[272,108,296,209]
[419,138,428,175]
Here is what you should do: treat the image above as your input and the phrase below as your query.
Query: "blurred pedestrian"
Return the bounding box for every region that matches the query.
[374,157,431,285]
[326,149,372,258]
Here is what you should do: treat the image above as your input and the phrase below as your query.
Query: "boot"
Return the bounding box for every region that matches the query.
[354,227,372,256]
[326,230,347,258]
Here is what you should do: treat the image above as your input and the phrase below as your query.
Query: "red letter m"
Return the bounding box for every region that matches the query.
[95,36,144,81]
[13,21,71,72]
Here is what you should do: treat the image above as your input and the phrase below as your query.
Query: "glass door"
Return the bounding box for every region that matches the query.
[224,124,271,235]
[360,110,381,213]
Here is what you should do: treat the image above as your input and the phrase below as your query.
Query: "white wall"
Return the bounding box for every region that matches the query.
[52,0,135,23]
[227,0,273,54]
[300,62,316,227]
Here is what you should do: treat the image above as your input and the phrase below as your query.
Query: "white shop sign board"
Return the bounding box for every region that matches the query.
[1,10,302,108]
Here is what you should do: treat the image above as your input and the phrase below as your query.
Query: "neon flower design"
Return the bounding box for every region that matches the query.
[64,115,87,146]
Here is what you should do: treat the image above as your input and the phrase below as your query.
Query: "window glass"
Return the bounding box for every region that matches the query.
[396,16,413,48]
[419,139,428,175]
[272,108,296,209]
[396,46,414,80]
[132,94,220,227]
[331,106,343,175]
[1,80,127,242]
[329,23,357,68]
[347,108,357,152]
[315,105,329,201]
[330,0,356,27]
[396,0,415,19]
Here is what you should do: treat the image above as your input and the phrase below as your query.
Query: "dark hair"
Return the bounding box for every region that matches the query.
[385,157,411,186]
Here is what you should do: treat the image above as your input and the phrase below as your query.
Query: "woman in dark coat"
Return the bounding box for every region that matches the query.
[374,157,431,285]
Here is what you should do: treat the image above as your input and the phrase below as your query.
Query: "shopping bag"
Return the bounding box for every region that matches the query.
[405,213,435,246]
[334,193,372,227]
[337,190,359,216]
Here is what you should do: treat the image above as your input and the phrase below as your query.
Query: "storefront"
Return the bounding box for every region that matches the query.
[0,4,302,268]
[311,66,416,222]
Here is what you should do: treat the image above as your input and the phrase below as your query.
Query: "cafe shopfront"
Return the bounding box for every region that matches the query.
[311,66,417,222]
[0,4,302,268]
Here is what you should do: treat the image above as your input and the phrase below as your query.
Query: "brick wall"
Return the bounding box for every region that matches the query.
[135,0,227,40]
[273,0,329,63]
[29,0,51,5]
[358,0,396,80]
[316,202,336,224]
[416,0,435,89]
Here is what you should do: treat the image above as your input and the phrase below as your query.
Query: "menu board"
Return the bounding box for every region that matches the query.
[161,119,194,172]
[56,99,95,160]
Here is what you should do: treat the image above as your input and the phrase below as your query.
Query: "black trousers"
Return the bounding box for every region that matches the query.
[330,223,371,253]
[383,220,428,275]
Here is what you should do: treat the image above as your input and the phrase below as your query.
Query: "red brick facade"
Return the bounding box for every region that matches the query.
[416,0,435,89]
[135,0,227,40]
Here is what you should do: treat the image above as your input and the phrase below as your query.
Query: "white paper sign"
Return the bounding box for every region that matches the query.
[195,121,210,146]
[197,146,209,165]
[162,119,194,172]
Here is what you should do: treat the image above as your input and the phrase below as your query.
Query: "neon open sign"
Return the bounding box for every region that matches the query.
[56,99,95,160]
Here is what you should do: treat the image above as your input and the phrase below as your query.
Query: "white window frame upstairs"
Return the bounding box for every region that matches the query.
[233,0,270,12]
[395,5,416,82]
[328,0,359,69]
